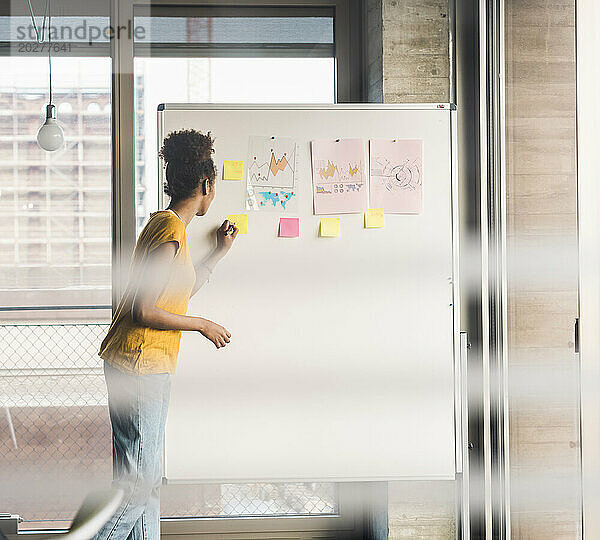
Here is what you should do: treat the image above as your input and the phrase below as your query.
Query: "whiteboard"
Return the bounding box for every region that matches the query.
[158,104,458,483]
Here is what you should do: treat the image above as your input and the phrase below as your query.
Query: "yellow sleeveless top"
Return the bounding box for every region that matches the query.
[99,210,196,374]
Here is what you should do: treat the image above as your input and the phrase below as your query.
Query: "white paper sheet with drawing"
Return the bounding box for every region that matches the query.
[246,135,298,212]
[311,138,367,215]
[369,139,423,214]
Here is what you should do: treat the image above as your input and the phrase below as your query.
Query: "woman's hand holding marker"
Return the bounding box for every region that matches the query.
[216,219,238,255]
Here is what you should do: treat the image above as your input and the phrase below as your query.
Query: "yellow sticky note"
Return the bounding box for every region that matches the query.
[320,217,340,237]
[227,214,248,234]
[365,208,384,228]
[223,160,244,181]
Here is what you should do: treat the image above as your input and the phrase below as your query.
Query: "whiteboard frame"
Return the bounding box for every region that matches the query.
[158,103,456,112]
[157,103,461,484]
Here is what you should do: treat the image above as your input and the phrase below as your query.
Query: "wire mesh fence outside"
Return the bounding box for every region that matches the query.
[161,482,337,518]
[0,322,337,528]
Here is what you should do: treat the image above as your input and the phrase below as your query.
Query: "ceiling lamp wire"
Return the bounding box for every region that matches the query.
[26,0,50,43]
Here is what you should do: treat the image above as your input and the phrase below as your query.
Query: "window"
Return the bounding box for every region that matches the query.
[0,55,112,530]
[0,57,112,306]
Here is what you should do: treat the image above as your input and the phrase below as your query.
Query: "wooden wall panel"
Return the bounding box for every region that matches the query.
[505,0,580,537]
[388,481,455,539]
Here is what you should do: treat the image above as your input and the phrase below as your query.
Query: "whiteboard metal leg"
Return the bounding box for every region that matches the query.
[456,332,470,540]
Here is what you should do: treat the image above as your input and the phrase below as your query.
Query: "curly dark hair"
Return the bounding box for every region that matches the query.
[158,129,216,201]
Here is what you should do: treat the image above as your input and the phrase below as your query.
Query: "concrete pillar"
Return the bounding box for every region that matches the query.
[366,0,451,103]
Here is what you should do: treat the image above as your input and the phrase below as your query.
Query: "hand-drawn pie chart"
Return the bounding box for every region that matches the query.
[386,161,421,191]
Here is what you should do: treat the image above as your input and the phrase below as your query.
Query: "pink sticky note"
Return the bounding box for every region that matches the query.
[279,217,299,238]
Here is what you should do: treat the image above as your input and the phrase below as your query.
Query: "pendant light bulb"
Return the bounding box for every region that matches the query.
[37,104,64,152]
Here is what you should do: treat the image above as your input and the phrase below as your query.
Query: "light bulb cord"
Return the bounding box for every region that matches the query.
[26,0,50,43]
[48,0,52,105]
[27,0,53,106]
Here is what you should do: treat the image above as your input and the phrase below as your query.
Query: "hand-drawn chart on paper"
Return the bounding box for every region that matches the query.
[246,136,298,212]
[311,138,367,215]
[369,139,423,214]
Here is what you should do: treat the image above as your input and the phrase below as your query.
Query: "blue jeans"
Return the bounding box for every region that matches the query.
[94,361,171,540]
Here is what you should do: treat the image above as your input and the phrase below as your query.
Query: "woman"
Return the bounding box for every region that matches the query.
[94,130,237,539]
